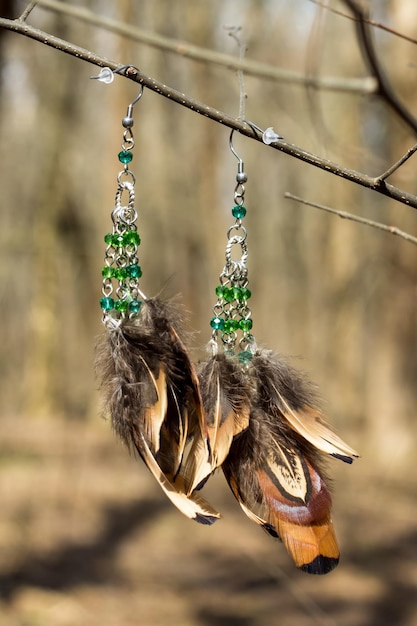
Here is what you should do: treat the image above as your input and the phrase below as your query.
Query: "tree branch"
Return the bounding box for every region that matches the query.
[374,143,417,184]
[32,0,376,94]
[284,193,417,246]
[2,16,417,210]
[309,0,417,46]
[343,0,417,135]
[18,2,37,21]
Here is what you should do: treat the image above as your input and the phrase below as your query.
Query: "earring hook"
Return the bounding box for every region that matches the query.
[113,65,144,111]
[229,129,247,184]
[90,65,144,125]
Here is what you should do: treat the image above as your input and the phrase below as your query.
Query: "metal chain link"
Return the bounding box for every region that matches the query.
[210,163,255,358]
[100,106,143,327]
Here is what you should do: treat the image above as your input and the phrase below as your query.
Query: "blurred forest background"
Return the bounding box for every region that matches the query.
[0,1,416,625]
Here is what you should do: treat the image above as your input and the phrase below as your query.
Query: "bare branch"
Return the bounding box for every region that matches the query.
[31,0,376,94]
[309,0,417,46]
[284,193,417,246]
[224,25,247,119]
[19,2,38,22]
[343,0,417,135]
[1,17,417,210]
[374,143,417,184]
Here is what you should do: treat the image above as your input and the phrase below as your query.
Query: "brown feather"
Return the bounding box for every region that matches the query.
[178,353,251,494]
[95,297,219,523]
[221,346,358,574]
[132,427,220,524]
[252,350,359,463]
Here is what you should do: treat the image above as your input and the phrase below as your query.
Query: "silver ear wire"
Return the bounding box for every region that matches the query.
[90,65,145,128]
[229,129,248,184]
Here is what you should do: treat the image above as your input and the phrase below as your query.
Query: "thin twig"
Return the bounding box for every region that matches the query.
[31,0,376,94]
[19,2,38,22]
[309,0,417,46]
[374,142,417,183]
[225,26,247,120]
[1,17,417,210]
[284,193,417,245]
[343,0,417,135]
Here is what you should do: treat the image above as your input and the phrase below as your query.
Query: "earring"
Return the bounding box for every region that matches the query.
[196,130,359,574]
[93,66,219,525]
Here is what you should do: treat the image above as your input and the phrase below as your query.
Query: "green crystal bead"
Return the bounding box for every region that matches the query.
[114,267,128,281]
[114,300,129,312]
[113,233,125,247]
[100,297,114,311]
[101,266,114,279]
[129,300,142,314]
[126,264,142,278]
[210,316,225,330]
[241,287,251,300]
[232,205,247,219]
[223,288,234,303]
[215,285,226,298]
[239,318,253,332]
[232,287,243,300]
[238,350,253,364]
[122,230,141,246]
[118,150,133,164]
[223,319,240,333]
[104,233,113,245]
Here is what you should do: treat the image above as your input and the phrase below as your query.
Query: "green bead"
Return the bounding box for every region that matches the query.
[241,287,251,300]
[113,233,124,247]
[100,297,114,311]
[114,267,128,281]
[122,230,141,246]
[129,300,142,314]
[239,318,253,332]
[104,233,113,245]
[215,285,226,298]
[118,150,133,164]
[223,319,239,333]
[238,350,253,364]
[126,264,142,278]
[232,205,247,219]
[210,316,225,330]
[232,287,243,300]
[114,300,129,312]
[101,266,114,279]
[223,288,234,303]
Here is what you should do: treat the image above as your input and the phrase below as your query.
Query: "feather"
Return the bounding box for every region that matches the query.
[252,351,359,463]
[223,406,339,574]
[132,427,220,524]
[95,297,219,524]
[177,353,251,493]
[222,350,358,574]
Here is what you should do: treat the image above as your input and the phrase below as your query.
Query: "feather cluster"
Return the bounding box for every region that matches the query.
[96,299,358,574]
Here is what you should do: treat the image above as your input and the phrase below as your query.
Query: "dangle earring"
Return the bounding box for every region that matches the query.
[197,129,359,574]
[210,130,255,359]
[93,66,219,525]
[174,131,254,494]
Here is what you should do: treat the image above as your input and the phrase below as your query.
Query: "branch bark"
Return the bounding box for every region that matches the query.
[33,0,377,94]
[343,0,417,135]
[1,15,417,210]
[285,193,417,245]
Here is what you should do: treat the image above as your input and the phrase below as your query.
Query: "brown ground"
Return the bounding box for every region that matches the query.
[0,416,416,626]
